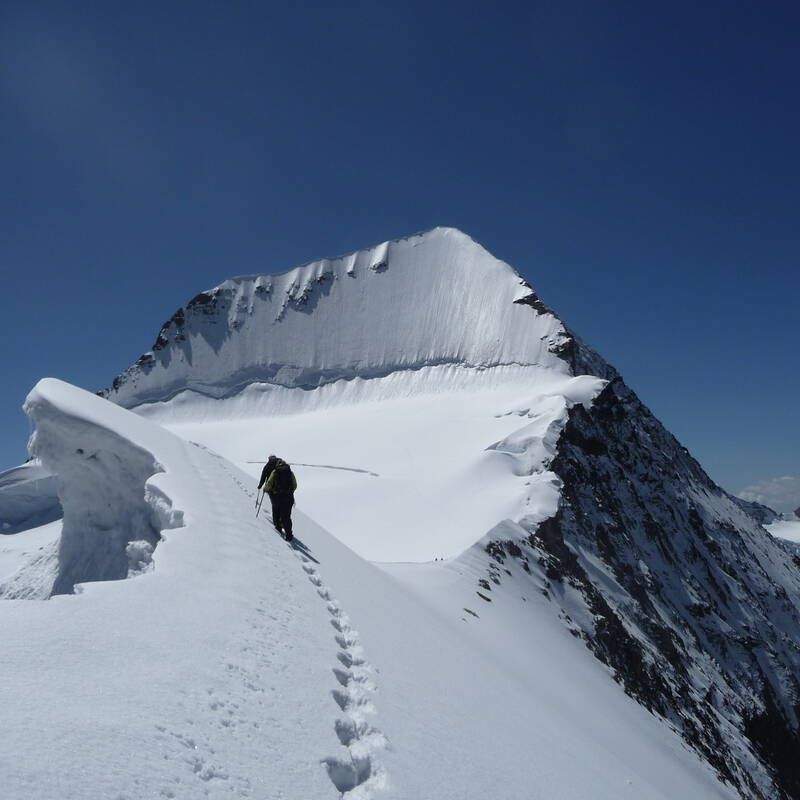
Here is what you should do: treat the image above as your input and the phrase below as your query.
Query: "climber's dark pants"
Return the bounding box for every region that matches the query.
[271,492,294,535]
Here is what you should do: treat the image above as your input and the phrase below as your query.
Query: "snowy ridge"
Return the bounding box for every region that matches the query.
[473,372,800,799]
[207,448,389,797]
[1,379,738,800]
[1,380,361,798]
[5,379,186,597]
[104,227,570,407]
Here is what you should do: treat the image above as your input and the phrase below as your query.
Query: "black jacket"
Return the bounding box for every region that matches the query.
[258,456,278,490]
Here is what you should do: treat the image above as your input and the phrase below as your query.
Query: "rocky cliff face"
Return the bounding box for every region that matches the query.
[482,335,800,799]
[731,496,781,526]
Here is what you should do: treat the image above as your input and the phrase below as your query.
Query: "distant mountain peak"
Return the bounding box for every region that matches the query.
[103,228,573,407]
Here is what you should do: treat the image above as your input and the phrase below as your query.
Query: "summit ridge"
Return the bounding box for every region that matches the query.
[104,227,572,407]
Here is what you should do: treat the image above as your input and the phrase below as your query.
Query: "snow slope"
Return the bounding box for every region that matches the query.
[0,460,61,534]
[768,519,800,544]
[104,227,571,408]
[139,365,603,562]
[0,519,60,585]
[0,379,734,800]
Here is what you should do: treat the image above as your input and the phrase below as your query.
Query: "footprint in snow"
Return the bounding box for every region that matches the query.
[294,553,387,796]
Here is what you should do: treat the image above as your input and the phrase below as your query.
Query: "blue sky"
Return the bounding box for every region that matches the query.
[1,1,797,504]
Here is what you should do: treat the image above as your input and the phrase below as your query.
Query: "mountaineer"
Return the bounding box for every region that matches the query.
[266,458,297,541]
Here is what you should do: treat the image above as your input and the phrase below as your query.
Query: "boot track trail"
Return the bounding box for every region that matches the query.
[201,445,388,798]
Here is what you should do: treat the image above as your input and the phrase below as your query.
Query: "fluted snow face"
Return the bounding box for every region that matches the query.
[106,228,570,407]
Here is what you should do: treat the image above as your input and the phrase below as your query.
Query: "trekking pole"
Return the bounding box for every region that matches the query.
[255,489,264,517]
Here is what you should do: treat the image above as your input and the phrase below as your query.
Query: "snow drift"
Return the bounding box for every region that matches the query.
[6,379,184,597]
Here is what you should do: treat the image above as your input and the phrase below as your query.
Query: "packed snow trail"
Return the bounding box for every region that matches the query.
[200,445,389,797]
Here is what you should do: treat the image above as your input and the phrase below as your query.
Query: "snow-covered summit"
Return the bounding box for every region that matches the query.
[104,227,571,407]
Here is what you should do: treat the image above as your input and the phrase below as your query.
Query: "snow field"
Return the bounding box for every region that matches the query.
[767,519,800,543]
[136,361,737,799]
[142,364,605,562]
[288,500,737,800]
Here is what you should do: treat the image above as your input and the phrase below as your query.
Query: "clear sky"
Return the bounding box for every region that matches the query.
[1,1,797,506]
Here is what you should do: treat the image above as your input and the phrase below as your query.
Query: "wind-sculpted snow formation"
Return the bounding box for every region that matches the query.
[15,225,793,798]
[2,380,184,597]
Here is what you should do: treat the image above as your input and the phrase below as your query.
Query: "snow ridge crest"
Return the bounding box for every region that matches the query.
[3,379,186,598]
[104,228,572,408]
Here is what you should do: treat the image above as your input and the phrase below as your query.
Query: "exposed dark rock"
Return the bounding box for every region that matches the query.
[513,284,554,316]
[481,362,800,798]
[187,291,216,310]
[743,677,800,800]
[732,496,781,526]
[562,423,607,456]
[153,307,186,351]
